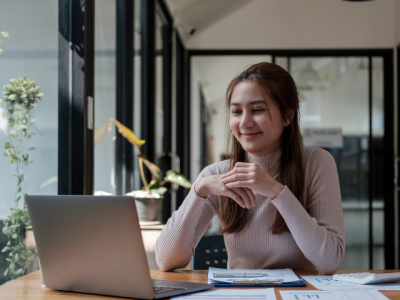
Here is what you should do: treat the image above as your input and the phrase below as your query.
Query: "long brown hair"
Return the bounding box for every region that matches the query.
[220,62,305,235]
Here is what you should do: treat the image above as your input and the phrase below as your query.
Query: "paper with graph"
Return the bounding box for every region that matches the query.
[171,288,276,300]
[279,290,388,300]
[302,276,400,291]
[208,267,302,284]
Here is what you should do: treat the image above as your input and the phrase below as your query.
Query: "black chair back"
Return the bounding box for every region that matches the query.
[193,235,228,269]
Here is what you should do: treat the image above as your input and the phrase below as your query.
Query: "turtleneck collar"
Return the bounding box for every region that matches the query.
[245,147,281,176]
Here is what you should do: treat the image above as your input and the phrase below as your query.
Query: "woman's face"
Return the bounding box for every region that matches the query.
[229,80,290,157]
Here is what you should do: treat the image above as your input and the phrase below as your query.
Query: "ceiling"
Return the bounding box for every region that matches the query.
[165,0,254,39]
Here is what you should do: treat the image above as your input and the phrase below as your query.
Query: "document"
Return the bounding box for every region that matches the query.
[280,290,388,300]
[302,276,400,291]
[208,267,302,284]
[171,288,276,300]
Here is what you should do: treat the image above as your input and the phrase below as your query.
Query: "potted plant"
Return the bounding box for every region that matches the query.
[0,75,43,279]
[95,119,191,222]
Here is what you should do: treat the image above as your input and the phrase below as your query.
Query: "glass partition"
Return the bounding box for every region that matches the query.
[371,56,384,269]
[94,0,117,195]
[0,0,58,282]
[289,57,384,269]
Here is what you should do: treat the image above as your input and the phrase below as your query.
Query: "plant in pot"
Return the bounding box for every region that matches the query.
[0,75,43,280]
[95,119,191,222]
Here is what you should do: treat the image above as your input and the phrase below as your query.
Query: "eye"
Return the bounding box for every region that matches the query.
[231,110,241,114]
[253,108,265,113]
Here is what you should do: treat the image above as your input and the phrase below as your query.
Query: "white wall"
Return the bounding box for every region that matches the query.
[185,0,395,49]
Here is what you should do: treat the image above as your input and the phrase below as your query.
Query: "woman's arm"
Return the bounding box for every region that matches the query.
[156,160,257,271]
[155,166,217,271]
[270,148,345,274]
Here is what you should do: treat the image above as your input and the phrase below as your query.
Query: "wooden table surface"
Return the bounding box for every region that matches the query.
[1,270,400,300]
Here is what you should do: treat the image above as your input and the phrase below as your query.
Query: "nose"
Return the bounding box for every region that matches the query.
[239,109,254,129]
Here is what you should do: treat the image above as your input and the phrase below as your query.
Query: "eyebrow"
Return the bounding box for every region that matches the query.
[230,99,267,106]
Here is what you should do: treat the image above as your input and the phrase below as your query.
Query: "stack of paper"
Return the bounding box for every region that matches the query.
[207,267,303,284]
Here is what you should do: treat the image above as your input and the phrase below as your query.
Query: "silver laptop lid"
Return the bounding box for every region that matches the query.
[26,195,154,299]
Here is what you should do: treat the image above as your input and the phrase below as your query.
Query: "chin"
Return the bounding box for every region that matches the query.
[241,144,262,154]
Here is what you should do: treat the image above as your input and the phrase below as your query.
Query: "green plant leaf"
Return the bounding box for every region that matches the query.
[27,147,35,150]
[150,187,168,196]
[136,154,161,179]
[165,170,191,189]
[149,179,160,189]
[0,32,9,37]
[4,141,11,149]
[15,268,23,274]
[112,119,145,146]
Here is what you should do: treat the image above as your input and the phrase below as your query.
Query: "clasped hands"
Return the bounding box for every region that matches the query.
[194,162,285,209]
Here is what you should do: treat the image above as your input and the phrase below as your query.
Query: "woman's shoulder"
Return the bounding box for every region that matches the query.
[301,147,337,171]
[201,160,231,176]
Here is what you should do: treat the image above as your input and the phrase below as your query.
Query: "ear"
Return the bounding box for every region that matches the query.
[284,109,294,126]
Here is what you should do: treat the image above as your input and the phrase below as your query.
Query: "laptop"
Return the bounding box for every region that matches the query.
[26,195,214,299]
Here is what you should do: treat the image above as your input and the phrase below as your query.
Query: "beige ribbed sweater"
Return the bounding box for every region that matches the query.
[155,147,345,274]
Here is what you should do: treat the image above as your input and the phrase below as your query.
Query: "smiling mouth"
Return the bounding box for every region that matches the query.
[241,132,261,136]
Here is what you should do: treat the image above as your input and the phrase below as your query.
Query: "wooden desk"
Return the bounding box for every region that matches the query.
[1,270,400,300]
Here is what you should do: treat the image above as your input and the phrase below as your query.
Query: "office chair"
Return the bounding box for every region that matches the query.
[192,235,228,269]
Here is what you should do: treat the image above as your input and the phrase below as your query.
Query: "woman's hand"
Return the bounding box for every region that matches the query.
[195,175,255,209]
[220,162,285,199]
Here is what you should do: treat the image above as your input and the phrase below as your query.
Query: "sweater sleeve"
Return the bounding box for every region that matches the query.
[155,165,219,271]
[270,148,345,274]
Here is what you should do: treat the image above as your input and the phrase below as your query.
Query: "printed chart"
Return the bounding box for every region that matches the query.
[279,290,389,300]
[302,276,400,291]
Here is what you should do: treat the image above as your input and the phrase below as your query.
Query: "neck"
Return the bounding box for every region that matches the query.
[246,148,281,175]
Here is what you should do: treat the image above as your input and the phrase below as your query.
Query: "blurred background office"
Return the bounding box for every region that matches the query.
[0,0,399,283]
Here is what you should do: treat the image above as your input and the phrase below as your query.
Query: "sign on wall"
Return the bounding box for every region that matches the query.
[302,128,343,148]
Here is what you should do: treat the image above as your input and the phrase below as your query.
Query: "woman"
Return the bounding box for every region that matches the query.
[155,62,345,275]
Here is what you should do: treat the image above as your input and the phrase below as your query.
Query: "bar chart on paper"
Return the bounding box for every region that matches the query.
[172,288,277,300]
[302,276,400,291]
[279,290,389,300]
